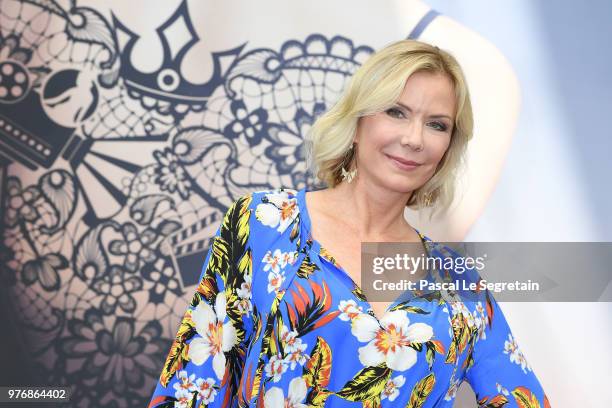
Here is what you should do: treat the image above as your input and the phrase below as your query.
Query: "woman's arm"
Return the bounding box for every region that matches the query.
[148,193,255,408]
[464,291,551,407]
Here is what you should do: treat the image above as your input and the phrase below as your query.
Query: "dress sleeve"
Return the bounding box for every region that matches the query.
[464,290,551,407]
[148,193,255,408]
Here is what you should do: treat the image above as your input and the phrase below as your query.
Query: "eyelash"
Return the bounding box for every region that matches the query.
[386,107,405,119]
[385,107,449,132]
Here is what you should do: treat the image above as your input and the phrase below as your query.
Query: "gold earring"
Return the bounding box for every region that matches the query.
[341,144,357,183]
[341,166,357,183]
[423,192,433,207]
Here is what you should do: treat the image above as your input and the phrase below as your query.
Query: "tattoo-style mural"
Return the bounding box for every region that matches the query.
[0,0,435,405]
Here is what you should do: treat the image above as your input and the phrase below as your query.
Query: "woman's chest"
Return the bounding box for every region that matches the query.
[239,189,491,405]
[306,214,374,293]
[246,250,484,405]
[305,222,427,321]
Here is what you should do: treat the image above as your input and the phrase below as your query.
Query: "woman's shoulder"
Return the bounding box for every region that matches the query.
[227,187,300,214]
[250,186,300,202]
[227,187,301,245]
[248,186,300,218]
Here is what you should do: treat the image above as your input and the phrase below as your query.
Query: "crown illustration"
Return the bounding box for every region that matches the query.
[111,0,244,107]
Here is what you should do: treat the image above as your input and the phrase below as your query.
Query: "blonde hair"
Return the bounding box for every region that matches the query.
[304,39,474,218]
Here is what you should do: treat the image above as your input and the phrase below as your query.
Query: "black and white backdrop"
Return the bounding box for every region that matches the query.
[0,0,534,406]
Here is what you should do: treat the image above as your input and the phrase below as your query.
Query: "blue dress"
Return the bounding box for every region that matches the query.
[148,187,550,407]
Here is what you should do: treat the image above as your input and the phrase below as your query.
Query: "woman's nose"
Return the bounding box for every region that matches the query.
[400,120,425,152]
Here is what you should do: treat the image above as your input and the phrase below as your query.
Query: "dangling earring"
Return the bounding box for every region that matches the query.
[341,166,357,183]
[341,144,357,183]
[423,192,433,207]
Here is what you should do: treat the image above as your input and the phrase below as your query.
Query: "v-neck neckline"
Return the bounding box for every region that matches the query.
[296,187,434,322]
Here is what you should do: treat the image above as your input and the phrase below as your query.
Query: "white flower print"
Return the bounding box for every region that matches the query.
[351,310,433,371]
[279,325,301,353]
[174,388,193,408]
[255,191,299,233]
[503,333,532,373]
[194,377,217,405]
[236,297,253,317]
[267,269,285,293]
[473,302,487,340]
[188,292,239,380]
[282,250,299,266]
[338,299,364,321]
[236,273,252,299]
[475,302,485,317]
[173,370,196,395]
[264,377,308,408]
[442,305,454,339]
[262,249,297,293]
[496,382,510,396]
[263,248,285,274]
[450,301,476,328]
[381,374,406,402]
[265,354,289,382]
[284,346,309,370]
[279,325,309,369]
[444,375,461,401]
[236,273,253,317]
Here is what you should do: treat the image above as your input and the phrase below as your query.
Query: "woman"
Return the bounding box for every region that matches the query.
[149,40,549,407]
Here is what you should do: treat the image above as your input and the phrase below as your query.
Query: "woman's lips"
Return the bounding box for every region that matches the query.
[385,154,421,170]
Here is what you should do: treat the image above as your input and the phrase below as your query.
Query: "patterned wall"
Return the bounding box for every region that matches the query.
[0,0,435,406]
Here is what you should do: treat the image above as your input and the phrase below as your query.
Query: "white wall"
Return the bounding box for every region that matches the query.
[426,1,612,406]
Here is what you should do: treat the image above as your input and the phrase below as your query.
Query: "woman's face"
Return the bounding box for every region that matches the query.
[353,71,456,194]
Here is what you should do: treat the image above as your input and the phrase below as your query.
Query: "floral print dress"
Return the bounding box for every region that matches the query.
[148,187,550,407]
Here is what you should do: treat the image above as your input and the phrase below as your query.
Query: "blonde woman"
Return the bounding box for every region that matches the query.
[169,0,521,242]
[149,39,549,407]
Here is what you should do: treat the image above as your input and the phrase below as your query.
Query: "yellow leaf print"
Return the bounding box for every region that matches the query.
[512,386,541,408]
[406,372,436,408]
[303,336,332,389]
[336,364,392,403]
[159,309,196,387]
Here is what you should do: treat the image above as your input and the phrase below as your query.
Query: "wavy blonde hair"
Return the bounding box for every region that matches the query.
[304,39,474,218]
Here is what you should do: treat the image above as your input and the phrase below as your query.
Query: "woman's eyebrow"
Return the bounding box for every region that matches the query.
[395,102,452,120]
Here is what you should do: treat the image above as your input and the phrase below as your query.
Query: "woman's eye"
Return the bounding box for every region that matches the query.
[428,121,448,132]
[386,107,404,119]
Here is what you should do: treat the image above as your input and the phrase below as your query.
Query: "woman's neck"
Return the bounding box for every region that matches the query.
[319,179,418,242]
